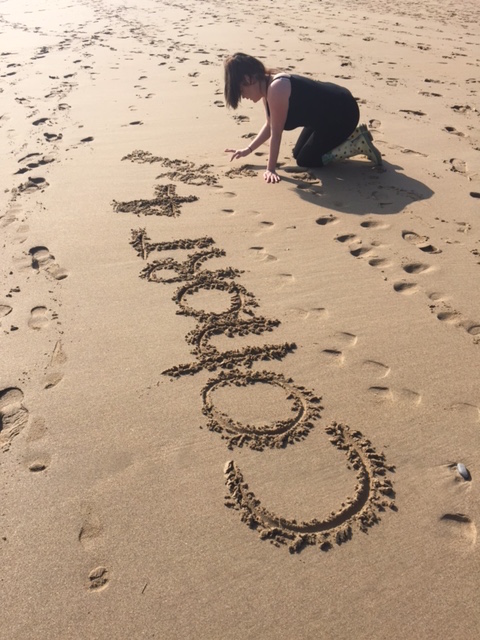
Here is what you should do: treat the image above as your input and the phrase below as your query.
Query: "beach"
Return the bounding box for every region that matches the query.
[1,0,479,637]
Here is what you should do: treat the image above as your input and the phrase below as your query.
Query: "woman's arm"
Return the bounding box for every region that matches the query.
[247,120,271,152]
[225,120,271,161]
[264,78,290,183]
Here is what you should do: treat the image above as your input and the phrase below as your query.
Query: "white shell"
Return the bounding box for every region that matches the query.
[457,463,470,481]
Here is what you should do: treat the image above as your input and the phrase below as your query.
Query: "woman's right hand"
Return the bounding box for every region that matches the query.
[225,147,252,162]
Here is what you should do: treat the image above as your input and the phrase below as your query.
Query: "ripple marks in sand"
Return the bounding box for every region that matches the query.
[202,370,322,451]
[224,422,396,552]
[0,387,29,450]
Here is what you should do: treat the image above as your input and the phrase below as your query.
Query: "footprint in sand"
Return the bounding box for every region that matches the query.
[32,117,50,126]
[28,306,49,330]
[320,349,345,365]
[368,386,421,405]
[24,451,51,472]
[402,230,428,246]
[443,126,465,137]
[335,331,358,347]
[362,360,390,378]
[275,273,295,286]
[402,230,442,254]
[233,114,249,124]
[368,386,394,402]
[401,147,429,157]
[88,566,109,591]
[403,262,431,274]
[393,281,418,294]
[439,514,477,548]
[319,331,357,366]
[360,220,390,230]
[428,291,449,302]
[288,307,328,321]
[0,387,29,449]
[0,304,13,326]
[437,311,463,325]
[336,233,358,244]
[249,246,278,262]
[447,402,480,423]
[44,132,63,142]
[316,215,338,226]
[369,257,393,268]
[79,504,104,551]
[449,158,467,174]
[433,305,480,341]
[399,388,422,405]
[15,152,54,175]
[26,416,48,442]
[29,246,68,280]
[350,245,374,258]
[19,176,49,193]
[43,340,66,390]
[399,109,426,117]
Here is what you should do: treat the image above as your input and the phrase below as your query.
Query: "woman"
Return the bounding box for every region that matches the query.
[224,52,382,184]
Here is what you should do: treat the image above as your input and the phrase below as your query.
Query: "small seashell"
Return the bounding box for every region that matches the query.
[457,462,471,481]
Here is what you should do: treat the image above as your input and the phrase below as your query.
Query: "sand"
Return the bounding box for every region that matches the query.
[1,0,479,637]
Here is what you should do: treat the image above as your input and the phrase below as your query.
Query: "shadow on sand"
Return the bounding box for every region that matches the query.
[278,159,434,216]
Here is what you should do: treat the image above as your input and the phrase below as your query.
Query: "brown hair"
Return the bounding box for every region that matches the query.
[224,53,273,109]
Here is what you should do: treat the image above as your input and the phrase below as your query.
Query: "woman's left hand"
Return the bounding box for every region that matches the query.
[264,169,280,183]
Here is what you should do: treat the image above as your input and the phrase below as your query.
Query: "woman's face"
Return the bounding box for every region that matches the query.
[240,76,263,103]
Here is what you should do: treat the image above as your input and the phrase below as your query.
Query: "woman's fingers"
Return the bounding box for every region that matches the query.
[264,170,280,183]
[225,148,241,161]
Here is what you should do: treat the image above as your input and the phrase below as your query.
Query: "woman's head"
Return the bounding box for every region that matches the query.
[224,53,270,109]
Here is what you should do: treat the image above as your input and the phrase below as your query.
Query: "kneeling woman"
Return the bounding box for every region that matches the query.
[224,52,382,184]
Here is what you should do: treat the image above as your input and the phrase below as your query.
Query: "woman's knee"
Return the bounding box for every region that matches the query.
[295,152,322,168]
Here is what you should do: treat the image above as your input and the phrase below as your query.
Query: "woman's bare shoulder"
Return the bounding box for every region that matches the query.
[272,72,291,82]
[268,74,291,101]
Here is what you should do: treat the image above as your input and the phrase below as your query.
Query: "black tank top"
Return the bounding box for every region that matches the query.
[268,74,357,131]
